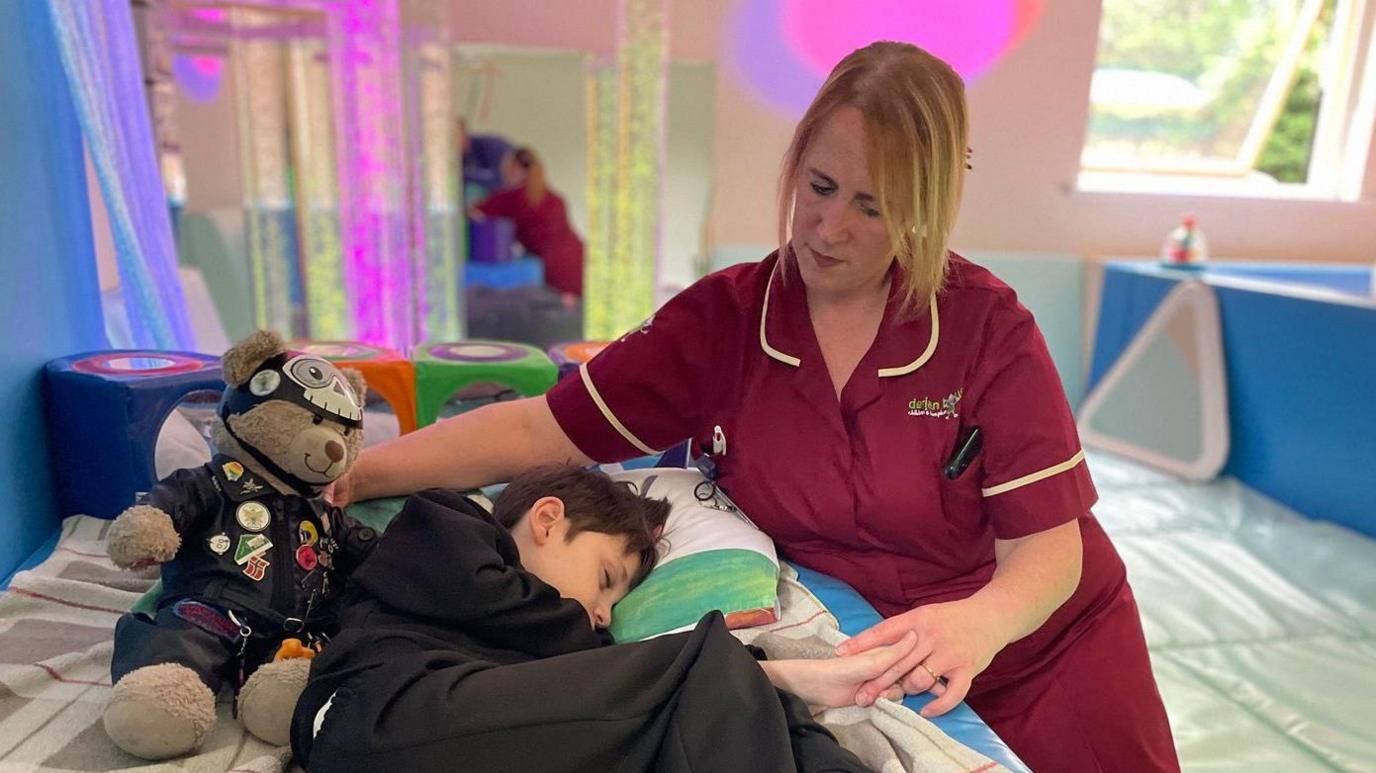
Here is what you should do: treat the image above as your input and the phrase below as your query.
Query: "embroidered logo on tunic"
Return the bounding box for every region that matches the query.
[908,389,963,419]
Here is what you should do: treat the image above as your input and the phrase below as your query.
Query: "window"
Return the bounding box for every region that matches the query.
[1080,0,1376,199]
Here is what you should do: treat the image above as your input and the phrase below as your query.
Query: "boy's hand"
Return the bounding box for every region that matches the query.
[763,631,917,709]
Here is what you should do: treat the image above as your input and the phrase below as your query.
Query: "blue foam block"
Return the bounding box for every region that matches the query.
[44,351,223,519]
[465,256,544,290]
[1090,261,1376,537]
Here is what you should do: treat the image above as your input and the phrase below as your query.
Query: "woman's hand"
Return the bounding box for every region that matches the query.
[834,598,1011,718]
[323,467,358,508]
[762,631,917,709]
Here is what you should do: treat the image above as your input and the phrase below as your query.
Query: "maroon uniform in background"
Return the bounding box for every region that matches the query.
[476,186,585,297]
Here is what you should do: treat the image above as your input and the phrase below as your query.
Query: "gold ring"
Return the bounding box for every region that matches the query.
[919,662,941,684]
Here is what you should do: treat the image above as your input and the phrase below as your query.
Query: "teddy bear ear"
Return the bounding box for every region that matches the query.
[340,367,368,405]
[222,330,287,387]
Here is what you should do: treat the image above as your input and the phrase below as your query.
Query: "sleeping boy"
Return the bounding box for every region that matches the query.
[292,465,916,772]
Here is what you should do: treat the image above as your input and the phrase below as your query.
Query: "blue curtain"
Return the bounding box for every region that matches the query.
[45,0,192,350]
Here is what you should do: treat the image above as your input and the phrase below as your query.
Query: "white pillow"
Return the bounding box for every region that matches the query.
[608,468,780,642]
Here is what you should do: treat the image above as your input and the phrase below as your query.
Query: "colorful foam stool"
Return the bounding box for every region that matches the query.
[548,341,610,380]
[296,341,418,435]
[43,351,223,519]
[412,341,559,427]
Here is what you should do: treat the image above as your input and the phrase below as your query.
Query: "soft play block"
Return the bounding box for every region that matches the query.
[469,217,516,263]
[43,351,223,519]
[466,256,544,290]
[297,341,417,435]
[412,341,558,427]
[547,340,609,380]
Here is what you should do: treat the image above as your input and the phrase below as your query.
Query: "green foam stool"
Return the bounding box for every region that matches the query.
[412,340,558,427]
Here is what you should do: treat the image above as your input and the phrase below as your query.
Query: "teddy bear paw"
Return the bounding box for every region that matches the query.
[106,505,181,569]
[237,657,311,747]
[104,663,215,760]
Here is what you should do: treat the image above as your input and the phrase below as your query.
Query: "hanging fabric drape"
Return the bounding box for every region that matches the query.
[46,0,193,350]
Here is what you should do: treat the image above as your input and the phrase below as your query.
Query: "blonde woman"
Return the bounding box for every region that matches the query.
[471,146,586,297]
[337,42,1178,771]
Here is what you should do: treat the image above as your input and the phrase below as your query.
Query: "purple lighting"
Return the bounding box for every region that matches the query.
[322,0,411,348]
[783,0,1013,81]
[726,0,1044,116]
[172,54,223,102]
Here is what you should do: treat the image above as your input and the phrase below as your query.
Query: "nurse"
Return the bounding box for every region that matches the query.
[335,42,1179,771]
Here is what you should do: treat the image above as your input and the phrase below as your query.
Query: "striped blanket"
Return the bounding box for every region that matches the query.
[0,516,291,772]
[734,566,1005,773]
[0,517,1001,773]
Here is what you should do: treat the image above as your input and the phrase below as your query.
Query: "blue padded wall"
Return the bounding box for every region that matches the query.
[0,0,108,582]
[1089,262,1376,538]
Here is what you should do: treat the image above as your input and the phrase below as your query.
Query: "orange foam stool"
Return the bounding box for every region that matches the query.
[548,341,610,381]
[297,341,418,434]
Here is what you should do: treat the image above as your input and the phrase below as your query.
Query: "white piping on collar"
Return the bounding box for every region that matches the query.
[877,300,939,378]
[759,262,802,367]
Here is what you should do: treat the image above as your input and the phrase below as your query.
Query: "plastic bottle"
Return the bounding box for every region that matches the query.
[1160,212,1208,267]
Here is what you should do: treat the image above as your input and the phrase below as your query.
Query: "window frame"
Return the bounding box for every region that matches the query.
[1078,0,1376,201]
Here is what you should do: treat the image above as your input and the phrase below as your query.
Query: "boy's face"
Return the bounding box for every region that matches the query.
[513,497,642,630]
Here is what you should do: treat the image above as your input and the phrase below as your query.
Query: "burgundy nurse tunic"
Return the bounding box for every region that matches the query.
[547,251,1179,771]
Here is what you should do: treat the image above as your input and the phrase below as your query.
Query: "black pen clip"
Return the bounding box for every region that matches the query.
[943,426,983,480]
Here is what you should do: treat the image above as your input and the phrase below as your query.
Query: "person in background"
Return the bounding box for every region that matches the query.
[470,147,586,297]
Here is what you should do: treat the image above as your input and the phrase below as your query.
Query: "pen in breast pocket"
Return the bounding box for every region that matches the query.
[943,426,982,480]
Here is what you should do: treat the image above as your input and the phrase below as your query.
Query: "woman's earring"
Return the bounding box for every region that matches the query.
[965,147,974,171]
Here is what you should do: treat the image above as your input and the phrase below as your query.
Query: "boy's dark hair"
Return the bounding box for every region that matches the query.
[494,465,670,588]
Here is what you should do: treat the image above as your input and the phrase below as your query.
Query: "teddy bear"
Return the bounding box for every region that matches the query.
[102,330,380,760]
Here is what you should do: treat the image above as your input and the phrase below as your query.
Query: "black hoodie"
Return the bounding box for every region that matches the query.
[290,489,873,773]
[291,489,612,753]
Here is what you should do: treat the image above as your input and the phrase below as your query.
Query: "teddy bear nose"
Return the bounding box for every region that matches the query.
[325,440,345,463]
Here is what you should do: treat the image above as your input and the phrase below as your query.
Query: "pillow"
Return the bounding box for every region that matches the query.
[608,468,780,642]
[592,440,693,474]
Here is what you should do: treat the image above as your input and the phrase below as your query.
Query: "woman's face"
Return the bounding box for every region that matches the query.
[501,153,529,188]
[789,106,896,300]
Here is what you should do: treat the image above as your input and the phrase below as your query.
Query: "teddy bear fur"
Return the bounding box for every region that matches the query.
[103,331,367,760]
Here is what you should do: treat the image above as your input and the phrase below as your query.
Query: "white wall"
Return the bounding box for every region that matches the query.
[455,47,590,233]
[661,61,716,290]
[148,0,1376,305]
[176,57,244,213]
[456,47,716,291]
[707,0,1376,264]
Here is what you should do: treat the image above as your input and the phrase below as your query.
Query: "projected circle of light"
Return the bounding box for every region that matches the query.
[303,342,383,360]
[428,343,529,363]
[728,0,1044,116]
[72,353,212,377]
[173,54,224,103]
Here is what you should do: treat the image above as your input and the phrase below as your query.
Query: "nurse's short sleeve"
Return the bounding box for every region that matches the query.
[969,306,1097,540]
[546,277,731,463]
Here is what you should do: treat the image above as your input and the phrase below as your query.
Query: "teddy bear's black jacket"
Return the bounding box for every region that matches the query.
[142,454,377,631]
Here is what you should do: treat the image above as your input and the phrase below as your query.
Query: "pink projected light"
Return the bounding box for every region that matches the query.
[728,0,1044,116]
[172,55,224,102]
[172,8,227,102]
